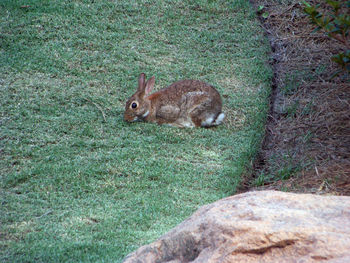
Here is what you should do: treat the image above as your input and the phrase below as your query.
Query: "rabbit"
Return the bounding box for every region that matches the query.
[124,73,225,128]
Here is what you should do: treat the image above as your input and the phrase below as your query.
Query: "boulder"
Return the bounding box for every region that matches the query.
[123,190,350,263]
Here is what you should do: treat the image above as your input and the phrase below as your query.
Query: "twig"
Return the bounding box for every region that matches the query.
[315,166,320,177]
[36,210,53,219]
[85,98,107,122]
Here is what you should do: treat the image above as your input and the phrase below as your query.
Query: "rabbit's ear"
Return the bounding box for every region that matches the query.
[145,76,155,95]
[138,73,146,92]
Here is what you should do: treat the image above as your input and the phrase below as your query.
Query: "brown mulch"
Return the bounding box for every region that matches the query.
[244,0,350,195]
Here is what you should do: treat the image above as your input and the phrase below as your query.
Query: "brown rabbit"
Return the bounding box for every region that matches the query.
[124,73,225,128]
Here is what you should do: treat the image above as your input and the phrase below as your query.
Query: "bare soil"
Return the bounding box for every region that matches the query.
[245,0,350,195]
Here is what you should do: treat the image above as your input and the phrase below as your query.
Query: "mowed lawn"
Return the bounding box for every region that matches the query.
[0,0,272,262]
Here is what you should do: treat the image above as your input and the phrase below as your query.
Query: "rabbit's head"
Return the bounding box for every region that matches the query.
[124,73,155,122]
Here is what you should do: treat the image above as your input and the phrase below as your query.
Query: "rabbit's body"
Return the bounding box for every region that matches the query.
[124,73,224,128]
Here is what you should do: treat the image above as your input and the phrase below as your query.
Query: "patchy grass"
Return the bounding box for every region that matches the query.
[0,0,271,262]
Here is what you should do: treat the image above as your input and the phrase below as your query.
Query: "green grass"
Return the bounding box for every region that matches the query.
[0,0,272,262]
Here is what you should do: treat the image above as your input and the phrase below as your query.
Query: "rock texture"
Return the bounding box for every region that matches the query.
[123,191,350,263]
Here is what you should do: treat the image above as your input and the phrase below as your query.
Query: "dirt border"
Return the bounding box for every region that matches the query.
[244,0,350,195]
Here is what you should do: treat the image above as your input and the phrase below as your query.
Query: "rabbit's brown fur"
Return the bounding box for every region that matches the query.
[124,73,224,128]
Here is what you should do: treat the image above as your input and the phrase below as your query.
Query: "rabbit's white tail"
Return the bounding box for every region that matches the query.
[214,112,225,125]
[201,112,225,127]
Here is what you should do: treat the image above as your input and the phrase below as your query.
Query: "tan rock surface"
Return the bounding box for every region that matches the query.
[123,191,350,263]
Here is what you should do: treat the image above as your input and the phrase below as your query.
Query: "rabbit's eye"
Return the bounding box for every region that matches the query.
[131,102,138,109]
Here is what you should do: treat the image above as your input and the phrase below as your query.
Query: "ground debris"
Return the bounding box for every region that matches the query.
[247,0,350,195]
